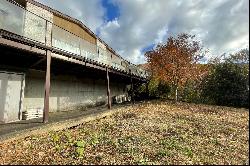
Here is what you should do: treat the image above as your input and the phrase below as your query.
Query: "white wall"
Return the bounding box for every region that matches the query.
[23,70,127,112]
[0,72,25,123]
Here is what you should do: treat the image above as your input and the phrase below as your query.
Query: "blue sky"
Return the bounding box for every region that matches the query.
[100,0,157,58]
[37,0,249,64]
[140,44,155,53]
[101,0,119,22]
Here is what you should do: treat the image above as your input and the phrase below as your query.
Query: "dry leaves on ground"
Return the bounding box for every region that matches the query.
[0,100,248,165]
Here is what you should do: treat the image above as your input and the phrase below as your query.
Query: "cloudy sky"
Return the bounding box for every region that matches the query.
[37,0,249,64]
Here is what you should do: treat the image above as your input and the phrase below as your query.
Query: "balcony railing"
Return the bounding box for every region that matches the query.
[0,0,149,79]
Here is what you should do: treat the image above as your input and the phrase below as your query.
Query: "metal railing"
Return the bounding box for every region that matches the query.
[0,0,149,79]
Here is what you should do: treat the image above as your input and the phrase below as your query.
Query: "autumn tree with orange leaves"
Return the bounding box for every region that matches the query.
[145,33,207,101]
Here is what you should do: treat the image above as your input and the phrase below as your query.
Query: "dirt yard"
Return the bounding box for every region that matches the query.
[0,100,248,165]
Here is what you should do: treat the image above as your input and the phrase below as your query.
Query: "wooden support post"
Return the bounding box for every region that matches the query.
[43,50,51,123]
[106,68,111,109]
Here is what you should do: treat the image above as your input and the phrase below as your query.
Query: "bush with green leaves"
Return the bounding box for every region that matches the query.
[180,80,201,103]
[133,78,171,100]
[201,60,249,108]
[157,81,171,99]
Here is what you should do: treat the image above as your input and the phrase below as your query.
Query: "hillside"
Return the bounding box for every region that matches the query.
[0,100,248,165]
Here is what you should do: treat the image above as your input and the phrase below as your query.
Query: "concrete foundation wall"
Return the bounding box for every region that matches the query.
[23,70,127,112]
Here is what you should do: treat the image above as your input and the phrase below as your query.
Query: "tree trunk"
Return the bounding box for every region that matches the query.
[146,81,149,99]
[175,86,178,102]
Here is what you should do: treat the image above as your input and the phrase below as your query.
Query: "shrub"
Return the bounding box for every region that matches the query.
[201,62,249,108]
[133,78,171,100]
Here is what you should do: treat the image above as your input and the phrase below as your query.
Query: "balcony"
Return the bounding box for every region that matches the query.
[0,0,149,79]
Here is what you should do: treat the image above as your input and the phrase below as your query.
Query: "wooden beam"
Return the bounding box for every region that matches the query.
[0,37,46,55]
[106,67,111,109]
[43,50,51,123]
[86,62,106,71]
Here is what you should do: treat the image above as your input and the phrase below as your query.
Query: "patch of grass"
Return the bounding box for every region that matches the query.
[210,138,220,146]
[137,157,150,165]
[182,147,193,158]
[50,132,60,143]
[89,133,100,146]
[74,140,86,158]
[155,149,171,159]
[160,138,181,150]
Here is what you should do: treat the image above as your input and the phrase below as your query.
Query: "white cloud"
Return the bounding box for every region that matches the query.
[36,0,106,32]
[99,0,249,64]
[36,0,249,64]
[154,26,168,44]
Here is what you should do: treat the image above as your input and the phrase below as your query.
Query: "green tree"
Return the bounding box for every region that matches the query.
[181,79,201,103]
[133,78,171,100]
[157,81,171,99]
[201,49,249,107]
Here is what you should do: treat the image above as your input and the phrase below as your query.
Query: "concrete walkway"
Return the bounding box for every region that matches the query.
[0,103,133,143]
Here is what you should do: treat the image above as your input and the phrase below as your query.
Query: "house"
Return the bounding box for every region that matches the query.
[0,0,148,123]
